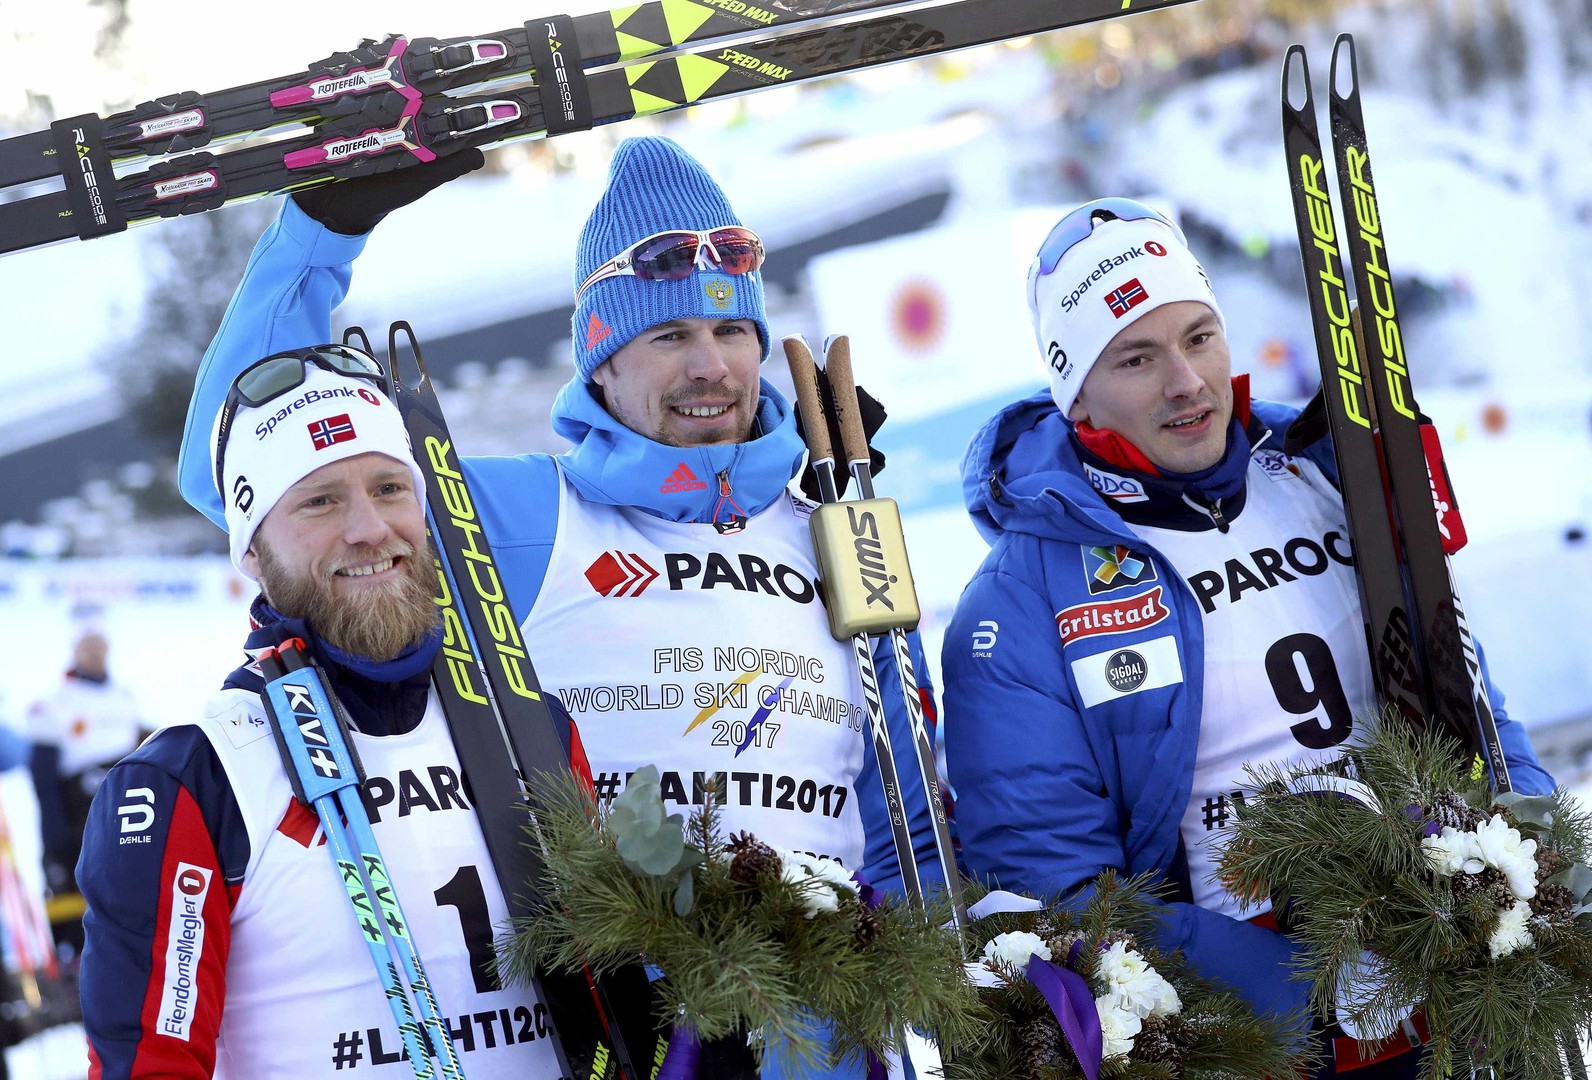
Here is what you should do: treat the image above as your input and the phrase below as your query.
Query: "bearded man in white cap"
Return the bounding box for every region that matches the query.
[76,351,579,1079]
[939,199,1552,1080]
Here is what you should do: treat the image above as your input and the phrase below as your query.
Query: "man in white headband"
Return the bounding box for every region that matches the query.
[940,198,1551,1080]
[76,350,571,1079]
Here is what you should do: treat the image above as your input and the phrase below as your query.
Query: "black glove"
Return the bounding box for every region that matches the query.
[795,369,886,502]
[292,147,486,235]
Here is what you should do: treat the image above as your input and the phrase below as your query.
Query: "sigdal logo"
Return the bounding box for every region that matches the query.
[586,551,660,597]
[1106,649,1149,693]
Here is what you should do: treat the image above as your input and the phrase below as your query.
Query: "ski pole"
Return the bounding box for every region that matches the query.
[259,639,465,1080]
[821,335,968,935]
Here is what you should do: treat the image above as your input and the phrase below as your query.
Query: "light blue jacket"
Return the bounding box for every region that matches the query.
[941,389,1552,1022]
[177,198,945,1079]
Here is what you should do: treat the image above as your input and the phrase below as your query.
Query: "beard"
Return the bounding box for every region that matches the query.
[255,535,440,661]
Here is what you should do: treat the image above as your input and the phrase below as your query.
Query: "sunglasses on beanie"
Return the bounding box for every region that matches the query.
[212,344,390,494]
[576,226,765,301]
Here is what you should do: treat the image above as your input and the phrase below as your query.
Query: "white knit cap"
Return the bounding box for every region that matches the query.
[1027,215,1223,415]
[210,360,427,579]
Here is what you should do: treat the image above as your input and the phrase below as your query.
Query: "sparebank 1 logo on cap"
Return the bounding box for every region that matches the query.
[1083,544,1156,595]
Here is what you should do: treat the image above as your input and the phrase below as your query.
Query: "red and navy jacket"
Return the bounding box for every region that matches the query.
[77,602,590,1079]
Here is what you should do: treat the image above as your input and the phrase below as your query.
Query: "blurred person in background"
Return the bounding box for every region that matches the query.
[26,628,151,962]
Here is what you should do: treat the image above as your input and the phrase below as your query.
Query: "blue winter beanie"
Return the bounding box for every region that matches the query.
[572,136,770,379]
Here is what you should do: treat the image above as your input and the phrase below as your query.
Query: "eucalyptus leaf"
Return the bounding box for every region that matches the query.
[1495,792,1556,829]
[674,869,696,916]
[1555,861,1592,904]
[628,821,688,876]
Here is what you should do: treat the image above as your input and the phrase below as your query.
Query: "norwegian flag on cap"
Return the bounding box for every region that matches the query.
[308,414,357,450]
[1105,278,1149,318]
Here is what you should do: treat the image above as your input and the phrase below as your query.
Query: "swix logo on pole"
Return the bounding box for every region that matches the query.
[585,551,660,597]
[848,504,895,610]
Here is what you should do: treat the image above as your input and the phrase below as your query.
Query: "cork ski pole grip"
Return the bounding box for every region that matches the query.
[821,335,870,469]
[783,335,833,464]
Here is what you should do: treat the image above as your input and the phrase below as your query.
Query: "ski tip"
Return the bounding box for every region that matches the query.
[1281,44,1312,114]
[1329,34,1360,106]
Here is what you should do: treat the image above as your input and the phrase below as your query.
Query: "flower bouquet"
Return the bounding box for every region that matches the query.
[499,765,975,1073]
[1218,720,1592,1080]
[944,873,1311,1080]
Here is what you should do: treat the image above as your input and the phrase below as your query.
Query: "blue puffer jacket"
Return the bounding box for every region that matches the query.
[176,198,945,1080]
[940,388,1552,1022]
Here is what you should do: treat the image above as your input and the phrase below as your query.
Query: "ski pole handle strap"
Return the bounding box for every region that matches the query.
[49,115,127,240]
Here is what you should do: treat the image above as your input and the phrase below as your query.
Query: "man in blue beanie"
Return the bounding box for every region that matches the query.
[939,198,1551,1080]
[164,138,944,1080]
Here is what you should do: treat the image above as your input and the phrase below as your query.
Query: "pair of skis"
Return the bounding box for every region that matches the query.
[1283,34,1507,793]
[1284,36,1588,1076]
[0,0,1202,256]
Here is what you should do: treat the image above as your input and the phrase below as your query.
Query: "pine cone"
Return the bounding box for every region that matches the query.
[1533,882,1576,921]
[1020,1016,1065,1079]
[1132,1014,1182,1068]
[854,904,882,948]
[1536,846,1567,888]
[1428,791,1484,832]
[1482,868,1518,913]
[726,831,782,887]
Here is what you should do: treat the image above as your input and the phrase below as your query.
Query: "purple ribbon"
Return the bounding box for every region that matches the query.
[657,1026,702,1080]
[1403,803,1443,838]
[1025,954,1103,1080]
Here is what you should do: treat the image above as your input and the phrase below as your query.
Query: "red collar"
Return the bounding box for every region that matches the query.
[1073,374,1251,475]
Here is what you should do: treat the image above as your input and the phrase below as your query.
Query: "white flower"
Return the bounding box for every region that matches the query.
[1146,976,1182,1019]
[1489,900,1536,960]
[1421,826,1485,877]
[981,931,1053,971]
[1473,814,1539,900]
[1097,941,1181,1019]
[1096,1000,1142,1059]
[778,852,855,918]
